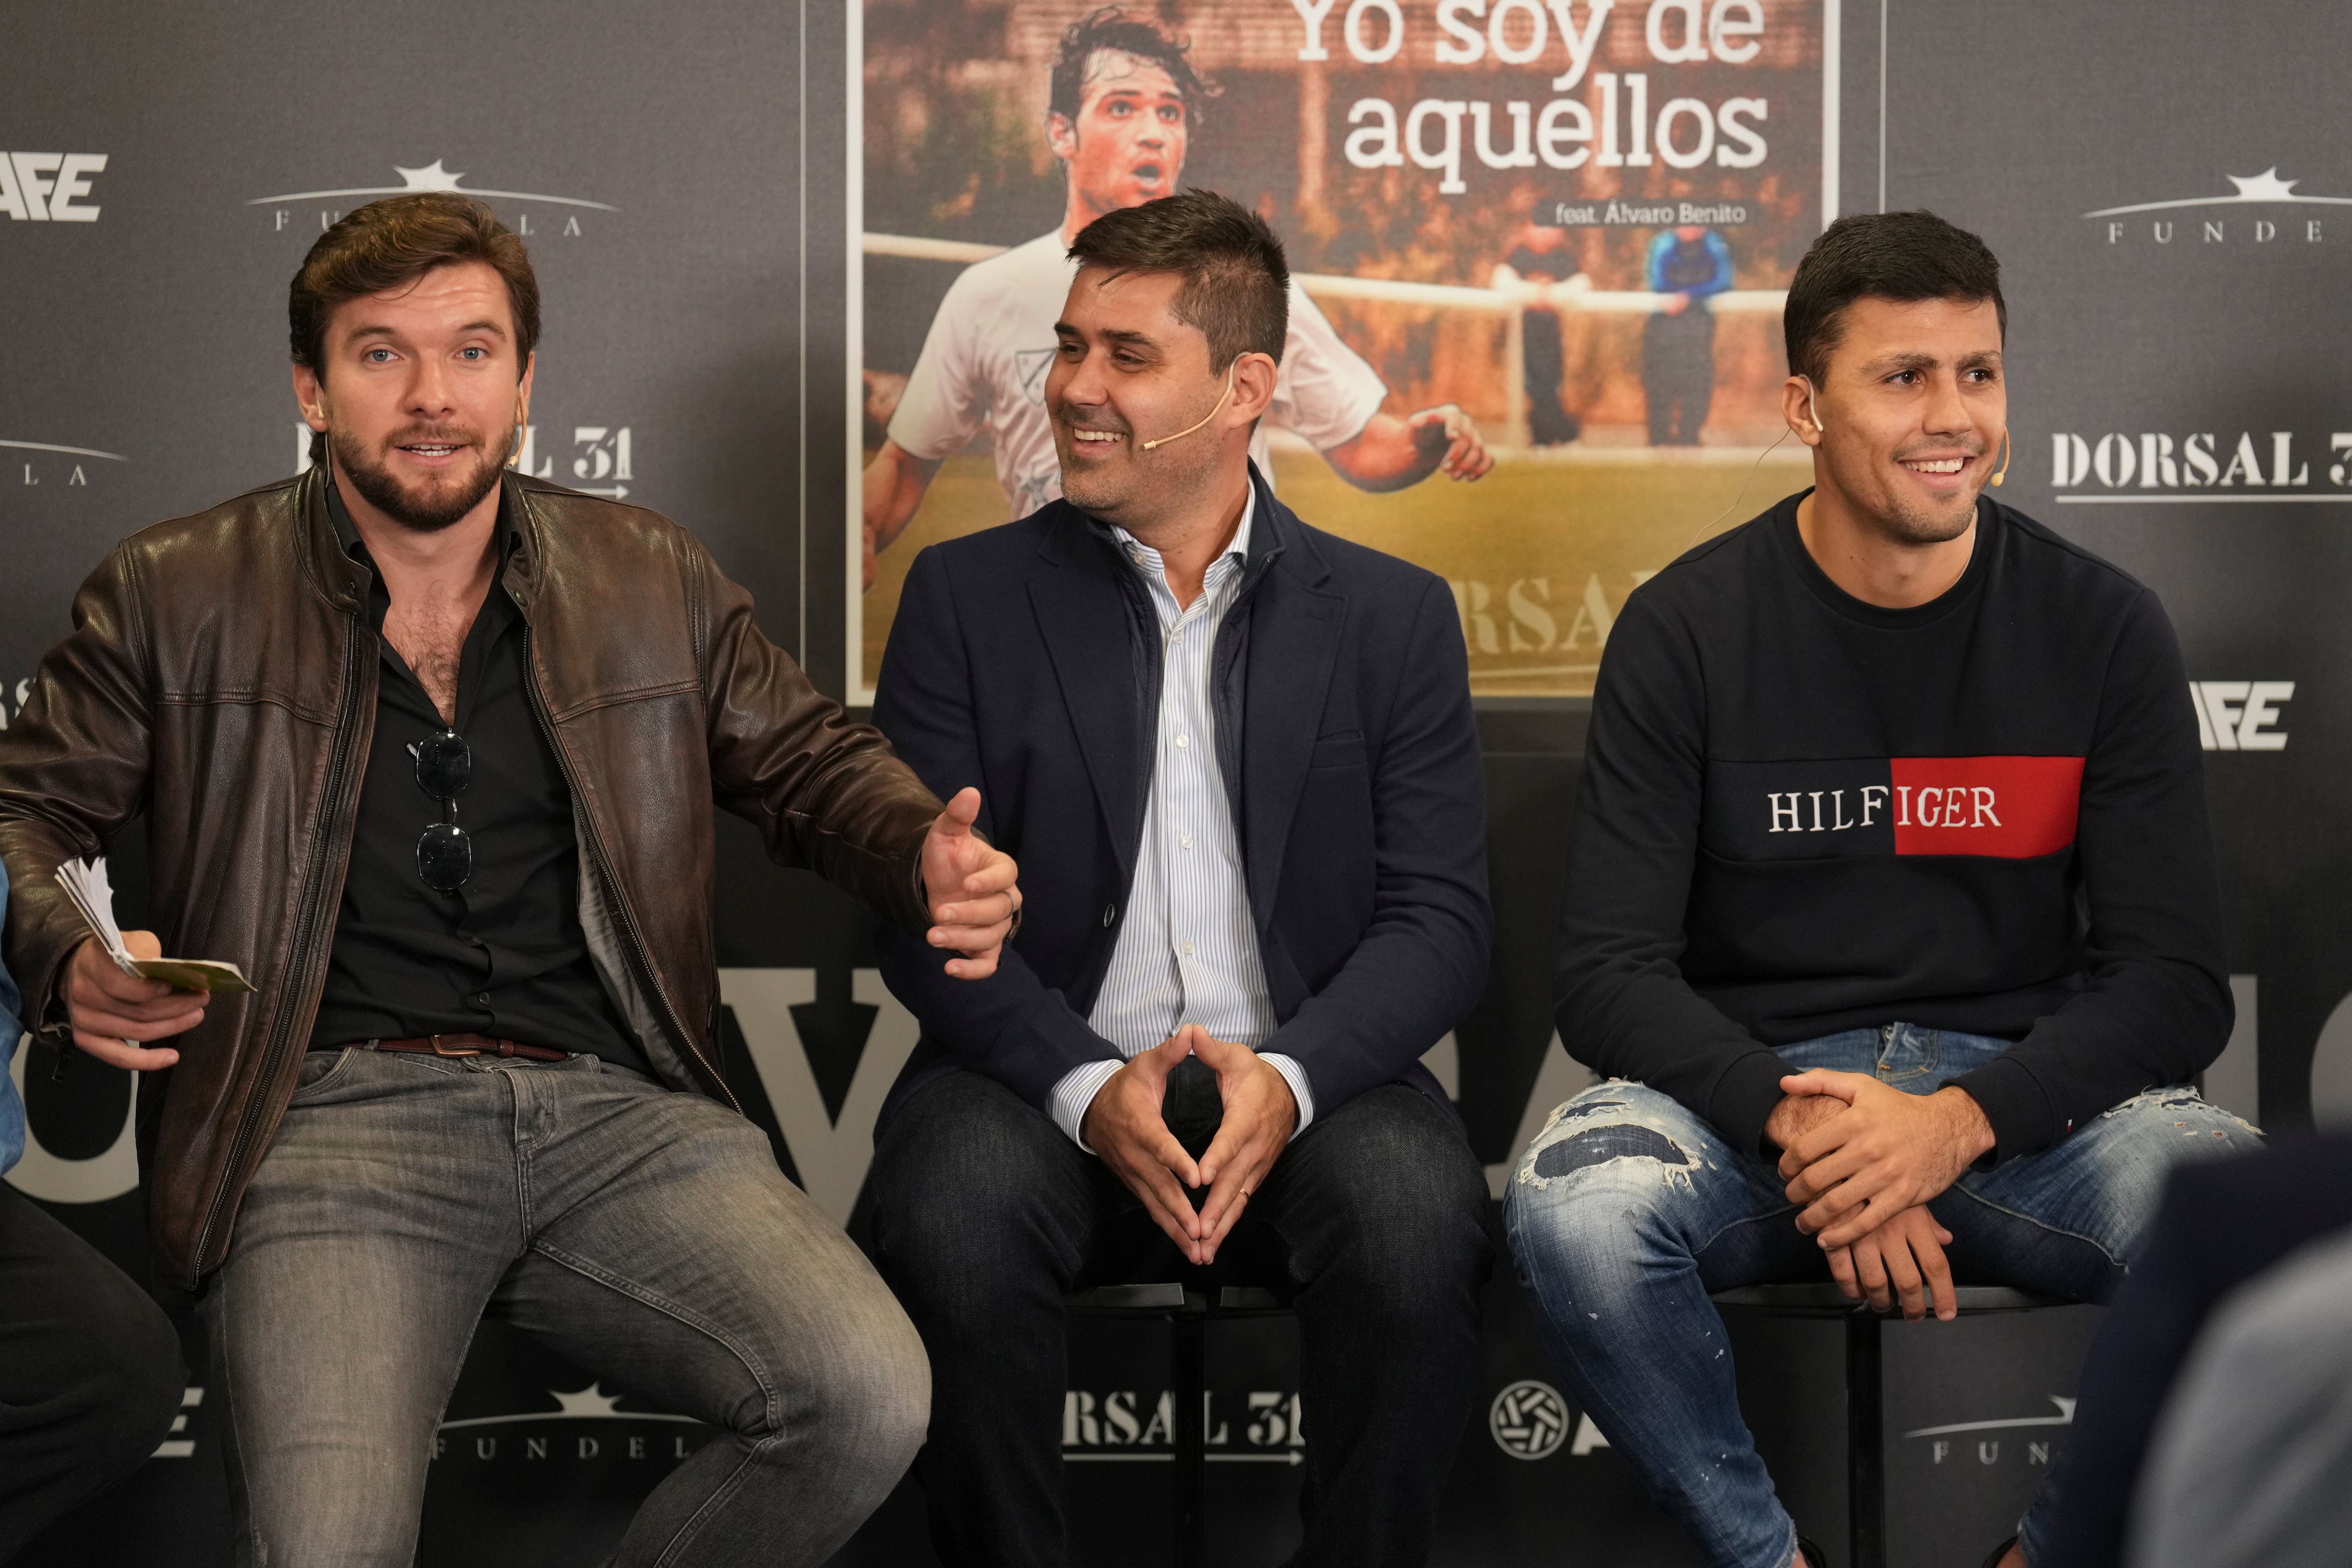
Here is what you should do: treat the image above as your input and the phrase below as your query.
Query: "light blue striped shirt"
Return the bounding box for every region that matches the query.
[1049,489,1316,1147]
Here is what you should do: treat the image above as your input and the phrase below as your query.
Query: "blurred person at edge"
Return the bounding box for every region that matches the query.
[861,4,1492,589]
[0,192,1024,1568]
[1505,211,2258,1568]
[1643,222,1733,445]
[0,856,185,1565]
[866,191,1492,1566]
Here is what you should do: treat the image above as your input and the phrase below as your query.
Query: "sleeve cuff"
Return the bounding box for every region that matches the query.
[1260,1053,1316,1139]
[1945,1056,2058,1166]
[898,824,935,937]
[1050,1058,1126,1151]
[1711,1048,1798,1159]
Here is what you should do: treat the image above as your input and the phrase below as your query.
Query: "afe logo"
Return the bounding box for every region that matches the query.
[2191,681,2292,752]
[249,159,617,237]
[2,437,125,490]
[2084,167,2350,245]
[0,153,107,221]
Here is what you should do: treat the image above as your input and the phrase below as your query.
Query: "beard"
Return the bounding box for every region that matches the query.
[331,419,512,534]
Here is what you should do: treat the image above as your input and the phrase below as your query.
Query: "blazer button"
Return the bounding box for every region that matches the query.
[1101,903,1117,927]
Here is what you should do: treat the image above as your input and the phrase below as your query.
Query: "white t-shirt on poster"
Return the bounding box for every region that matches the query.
[886,230,1391,522]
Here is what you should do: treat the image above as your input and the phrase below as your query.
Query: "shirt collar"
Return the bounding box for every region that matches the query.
[1107,482,1255,583]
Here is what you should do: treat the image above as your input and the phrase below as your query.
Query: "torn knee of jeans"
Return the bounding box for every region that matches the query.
[2097,1086,2260,1140]
[1531,1124,1691,1180]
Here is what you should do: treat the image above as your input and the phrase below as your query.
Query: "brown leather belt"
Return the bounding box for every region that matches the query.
[349,1034,569,1062]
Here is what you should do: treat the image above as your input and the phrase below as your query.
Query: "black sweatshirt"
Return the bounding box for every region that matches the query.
[1555,490,2231,1164]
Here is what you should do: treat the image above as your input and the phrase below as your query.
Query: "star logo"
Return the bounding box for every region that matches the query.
[392,159,469,193]
[2085,166,2352,218]
[249,161,616,211]
[437,1384,699,1433]
[548,1384,628,1418]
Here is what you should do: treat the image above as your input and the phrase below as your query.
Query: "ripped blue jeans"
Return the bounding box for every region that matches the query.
[1501,1025,2259,1568]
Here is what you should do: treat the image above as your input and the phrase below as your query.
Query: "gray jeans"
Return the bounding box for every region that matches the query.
[202,1047,928,1567]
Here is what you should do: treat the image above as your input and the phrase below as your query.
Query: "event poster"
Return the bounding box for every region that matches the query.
[851,0,1835,700]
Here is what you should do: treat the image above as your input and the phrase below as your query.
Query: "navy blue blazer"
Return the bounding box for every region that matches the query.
[871,466,1491,1133]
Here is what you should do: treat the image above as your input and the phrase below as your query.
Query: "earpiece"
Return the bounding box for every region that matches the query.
[1798,376,1826,436]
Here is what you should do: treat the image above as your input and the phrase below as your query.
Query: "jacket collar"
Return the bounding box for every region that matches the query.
[1038,460,1325,586]
[301,463,542,615]
[299,464,369,614]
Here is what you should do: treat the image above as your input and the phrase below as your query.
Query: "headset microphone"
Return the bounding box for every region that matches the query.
[1990,430,2011,487]
[1799,375,1827,435]
[1139,364,1237,451]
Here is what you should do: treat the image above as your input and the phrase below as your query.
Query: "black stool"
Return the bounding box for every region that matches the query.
[1712,1284,2061,1568]
[1066,1283,1293,1568]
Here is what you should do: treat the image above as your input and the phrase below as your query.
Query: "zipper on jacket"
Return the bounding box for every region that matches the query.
[189,615,370,1284]
[520,623,739,1113]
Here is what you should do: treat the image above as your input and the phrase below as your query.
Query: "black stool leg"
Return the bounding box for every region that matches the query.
[1173,1307,1207,1568]
[1845,1311,1885,1568]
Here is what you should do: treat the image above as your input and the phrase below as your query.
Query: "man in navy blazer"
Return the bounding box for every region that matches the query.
[867,191,1494,1567]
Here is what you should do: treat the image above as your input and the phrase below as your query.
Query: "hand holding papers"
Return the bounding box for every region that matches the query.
[54,857,254,995]
[54,856,247,1071]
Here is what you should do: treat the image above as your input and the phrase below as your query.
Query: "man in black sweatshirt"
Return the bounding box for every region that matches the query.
[1502,211,2258,1568]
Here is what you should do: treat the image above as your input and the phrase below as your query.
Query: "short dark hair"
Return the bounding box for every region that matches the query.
[290,193,540,465]
[1048,7,1213,128]
[1783,211,2005,385]
[1067,189,1289,373]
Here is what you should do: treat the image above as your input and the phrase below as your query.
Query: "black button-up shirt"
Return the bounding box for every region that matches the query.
[308,479,648,1074]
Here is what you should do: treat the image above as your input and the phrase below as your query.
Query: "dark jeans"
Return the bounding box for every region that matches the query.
[869,1062,1491,1568]
[1643,307,1716,445]
[0,1180,185,1564]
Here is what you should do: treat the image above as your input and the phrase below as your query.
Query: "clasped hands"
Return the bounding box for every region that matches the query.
[1081,1024,1298,1266]
[1766,1070,1996,1323]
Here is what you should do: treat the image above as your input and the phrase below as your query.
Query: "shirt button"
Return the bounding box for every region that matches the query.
[1174,735,1189,748]
[1181,834,1193,850]
[1102,903,1117,927]
[1183,940,1195,957]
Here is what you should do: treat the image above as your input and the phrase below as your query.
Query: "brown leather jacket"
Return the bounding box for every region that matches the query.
[0,467,941,1287]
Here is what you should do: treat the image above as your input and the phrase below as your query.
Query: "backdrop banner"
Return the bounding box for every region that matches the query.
[852,0,1833,701]
[0,1,2342,1565]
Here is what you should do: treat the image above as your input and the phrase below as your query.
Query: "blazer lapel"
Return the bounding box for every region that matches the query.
[1241,511,1344,920]
[1029,515,1146,882]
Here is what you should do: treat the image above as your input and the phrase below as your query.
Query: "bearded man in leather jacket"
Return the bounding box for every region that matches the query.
[0,193,1017,1568]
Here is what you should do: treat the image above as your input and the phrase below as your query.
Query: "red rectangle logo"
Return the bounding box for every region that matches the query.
[1890,756,2084,858]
